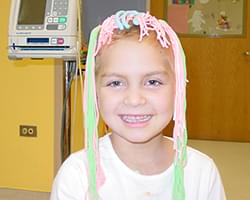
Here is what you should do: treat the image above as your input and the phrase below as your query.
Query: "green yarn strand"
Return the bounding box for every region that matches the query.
[85,26,101,200]
[173,160,185,200]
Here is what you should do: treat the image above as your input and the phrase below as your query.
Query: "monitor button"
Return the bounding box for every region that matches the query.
[51,38,57,45]
[58,24,66,30]
[57,38,64,44]
[53,17,59,23]
[47,17,53,23]
[46,24,58,30]
[59,17,67,23]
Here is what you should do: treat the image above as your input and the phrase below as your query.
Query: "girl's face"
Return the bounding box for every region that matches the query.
[96,38,175,144]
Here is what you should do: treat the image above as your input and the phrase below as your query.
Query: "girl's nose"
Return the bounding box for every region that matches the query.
[123,88,146,107]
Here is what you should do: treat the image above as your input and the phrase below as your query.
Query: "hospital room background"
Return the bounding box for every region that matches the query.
[0,0,250,199]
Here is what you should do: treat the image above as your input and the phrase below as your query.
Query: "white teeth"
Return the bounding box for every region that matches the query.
[121,115,152,123]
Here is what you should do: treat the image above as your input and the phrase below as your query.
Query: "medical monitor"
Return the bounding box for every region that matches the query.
[8,0,77,60]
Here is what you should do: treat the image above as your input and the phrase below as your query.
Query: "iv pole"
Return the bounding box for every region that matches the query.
[62,60,77,161]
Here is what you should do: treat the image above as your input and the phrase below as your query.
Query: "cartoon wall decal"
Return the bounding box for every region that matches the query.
[216,11,230,31]
[188,10,206,32]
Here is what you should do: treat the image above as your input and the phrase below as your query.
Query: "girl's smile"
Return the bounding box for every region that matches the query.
[118,114,153,128]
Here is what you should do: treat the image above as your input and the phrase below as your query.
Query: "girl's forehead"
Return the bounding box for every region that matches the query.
[97,37,174,73]
[96,39,174,78]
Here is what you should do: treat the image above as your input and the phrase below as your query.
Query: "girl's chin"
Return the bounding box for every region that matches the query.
[111,130,160,144]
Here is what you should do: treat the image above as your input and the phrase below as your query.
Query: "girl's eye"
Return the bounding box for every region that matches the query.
[106,80,123,87]
[146,79,163,87]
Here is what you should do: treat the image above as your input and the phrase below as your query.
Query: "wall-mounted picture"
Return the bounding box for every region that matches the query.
[166,0,246,37]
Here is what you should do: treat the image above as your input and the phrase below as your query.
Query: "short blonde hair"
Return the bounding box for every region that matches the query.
[95,25,174,74]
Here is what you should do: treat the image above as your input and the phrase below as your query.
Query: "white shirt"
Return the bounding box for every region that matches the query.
[51,135,226,200]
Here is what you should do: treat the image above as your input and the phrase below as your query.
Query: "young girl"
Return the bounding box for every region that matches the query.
[51,10,226,200]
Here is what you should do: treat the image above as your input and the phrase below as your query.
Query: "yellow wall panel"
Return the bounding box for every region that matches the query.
[0,1,57,192]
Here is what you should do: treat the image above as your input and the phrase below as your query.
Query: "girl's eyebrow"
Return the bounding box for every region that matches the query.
[100,70,169,78]
[100,73,125,79]
[144,70,170,77]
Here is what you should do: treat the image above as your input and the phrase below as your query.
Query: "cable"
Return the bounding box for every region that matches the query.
[61,61,77,161]
[70,63,80,152]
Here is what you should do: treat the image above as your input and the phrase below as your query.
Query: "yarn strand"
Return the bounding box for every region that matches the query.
[84,26,101,200]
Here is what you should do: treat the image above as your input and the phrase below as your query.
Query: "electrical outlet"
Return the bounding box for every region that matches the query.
[19,125,37,137]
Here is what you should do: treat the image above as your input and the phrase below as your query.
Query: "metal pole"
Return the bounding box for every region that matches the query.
[62,61,72,161]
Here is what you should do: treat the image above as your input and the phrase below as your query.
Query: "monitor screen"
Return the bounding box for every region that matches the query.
[18,0,47,25]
